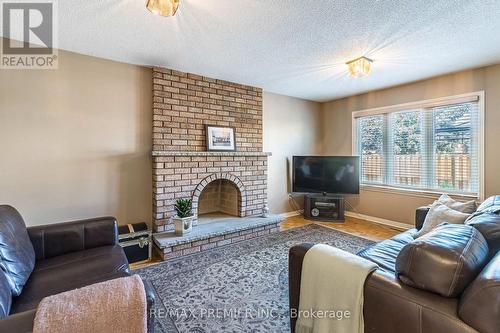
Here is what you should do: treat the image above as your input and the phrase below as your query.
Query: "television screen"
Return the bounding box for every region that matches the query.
[292,156,360,194]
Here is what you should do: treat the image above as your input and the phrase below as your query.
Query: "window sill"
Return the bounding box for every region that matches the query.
[360,184,479,201]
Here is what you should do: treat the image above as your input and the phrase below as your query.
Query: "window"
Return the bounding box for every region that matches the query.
[353,93,483,198]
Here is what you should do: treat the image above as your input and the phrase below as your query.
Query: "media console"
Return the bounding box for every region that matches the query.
[303,194,345,222]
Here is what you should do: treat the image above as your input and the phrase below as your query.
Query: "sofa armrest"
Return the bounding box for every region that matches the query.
[143,279,156,333]
[0,280,155,333]
[0,309,35,332]
[415,206,430,230]
[288,243,315,333]
[363,270,477,333]
[27,217,119,260]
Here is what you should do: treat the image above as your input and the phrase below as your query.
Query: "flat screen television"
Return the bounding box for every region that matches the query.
[292,156,360,194]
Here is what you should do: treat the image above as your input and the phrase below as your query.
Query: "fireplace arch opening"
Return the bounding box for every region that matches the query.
[192,174,246,224]
[196,179,242,223]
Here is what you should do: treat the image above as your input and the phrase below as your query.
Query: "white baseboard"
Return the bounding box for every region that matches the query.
[344,211,411,231]
[279,209,411,231]
[279,210,302,219]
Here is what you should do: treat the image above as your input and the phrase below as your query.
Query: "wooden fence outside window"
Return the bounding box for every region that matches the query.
[361,154,471,190]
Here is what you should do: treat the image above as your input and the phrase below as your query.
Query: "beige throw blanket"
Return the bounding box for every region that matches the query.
[33,275,147,333]
[296,244,378,333]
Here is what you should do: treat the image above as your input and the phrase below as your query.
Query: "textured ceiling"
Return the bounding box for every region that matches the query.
[8,1,500,101]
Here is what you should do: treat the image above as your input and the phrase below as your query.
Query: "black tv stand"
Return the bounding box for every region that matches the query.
[303,194,345,222]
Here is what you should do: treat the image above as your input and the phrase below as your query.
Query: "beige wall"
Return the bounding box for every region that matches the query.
[4,39,498,227]
[0,44,153,226]
[322,64,500,225]
[263,92,323,214]
[0,44,322,225]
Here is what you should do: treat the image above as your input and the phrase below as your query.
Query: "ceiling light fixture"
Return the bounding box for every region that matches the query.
[346,56,373,77]
[146,0,180,17]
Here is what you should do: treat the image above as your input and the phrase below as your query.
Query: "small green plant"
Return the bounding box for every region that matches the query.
[174,198,193,218]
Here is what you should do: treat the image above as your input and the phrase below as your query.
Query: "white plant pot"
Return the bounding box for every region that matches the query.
[173,216,193,236]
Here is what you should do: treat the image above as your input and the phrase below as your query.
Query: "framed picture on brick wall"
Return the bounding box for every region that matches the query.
[206,125,236,151]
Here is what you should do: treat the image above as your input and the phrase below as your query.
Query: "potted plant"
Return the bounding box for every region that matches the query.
[173,198,194,236]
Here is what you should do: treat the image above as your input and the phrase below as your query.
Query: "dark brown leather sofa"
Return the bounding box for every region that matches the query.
[289,196,500,333]
[0,205,155,332]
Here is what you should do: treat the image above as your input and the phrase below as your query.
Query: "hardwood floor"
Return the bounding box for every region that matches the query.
[131,215,401,269]
[281,214,401,242]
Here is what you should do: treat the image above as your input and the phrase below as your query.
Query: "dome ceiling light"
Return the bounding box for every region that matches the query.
[346,56,373,77]
[146,0,180,17]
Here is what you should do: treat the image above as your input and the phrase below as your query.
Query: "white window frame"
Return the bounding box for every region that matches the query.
[352,91,485,201]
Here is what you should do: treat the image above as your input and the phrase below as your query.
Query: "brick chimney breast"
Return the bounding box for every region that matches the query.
[151,68,270,233]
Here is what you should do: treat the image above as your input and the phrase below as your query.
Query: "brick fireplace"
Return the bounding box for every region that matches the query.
[153,151,269,232]
[151,67,272,233]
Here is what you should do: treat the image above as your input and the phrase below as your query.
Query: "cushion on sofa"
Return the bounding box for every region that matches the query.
[10,245,129,314]
[458,251,500,333]
[437,194,476,214]
[396,224,489,297]
[475,195,500,214]
[416,201,470,237]
[465,212,500,258]
[0,205,35,296]
[0,269,12,319]
[357,229,417,273]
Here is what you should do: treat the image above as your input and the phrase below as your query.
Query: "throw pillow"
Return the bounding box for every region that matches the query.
[416,201,471,237]
[0,205,36,296]
[437,194,476,214]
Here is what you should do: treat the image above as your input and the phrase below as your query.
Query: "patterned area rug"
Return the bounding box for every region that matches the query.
[135,224,374,333]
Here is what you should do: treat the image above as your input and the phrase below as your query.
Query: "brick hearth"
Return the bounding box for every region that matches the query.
[153,216,282,261]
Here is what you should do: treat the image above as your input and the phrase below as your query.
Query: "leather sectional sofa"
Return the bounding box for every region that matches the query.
[0,205,155,332]
[289,196,500,333]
